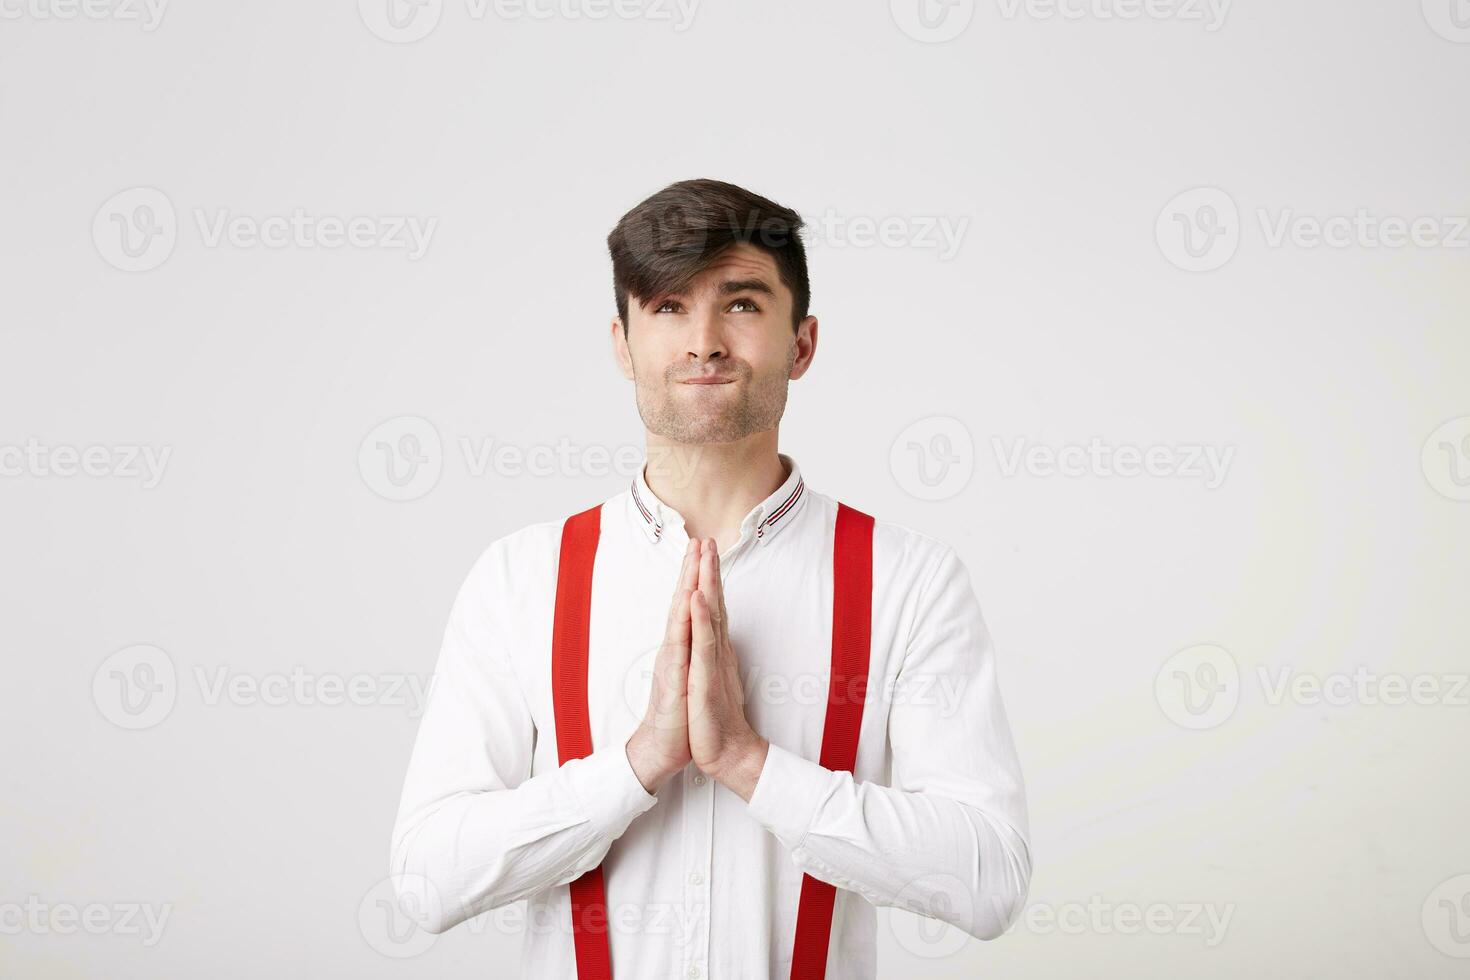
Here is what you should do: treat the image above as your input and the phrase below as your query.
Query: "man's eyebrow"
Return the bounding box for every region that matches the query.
[717,278,775,296]
[654,278,776,302]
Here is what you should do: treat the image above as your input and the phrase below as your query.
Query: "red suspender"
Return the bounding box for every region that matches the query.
[789,502,876,980]
[551,504,613,980]
[551,499,875,980]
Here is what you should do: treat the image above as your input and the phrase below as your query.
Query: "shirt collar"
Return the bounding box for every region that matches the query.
[629,452,808,548]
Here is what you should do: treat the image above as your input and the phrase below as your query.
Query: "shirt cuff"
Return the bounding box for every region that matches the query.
[745,741,835,851]
[563,741,660,840]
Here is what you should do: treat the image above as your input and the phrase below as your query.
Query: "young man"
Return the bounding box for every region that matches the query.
[390,179,1031,979]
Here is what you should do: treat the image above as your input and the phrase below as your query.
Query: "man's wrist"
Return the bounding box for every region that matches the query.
[625,726,680,795]
[709,734,769,803]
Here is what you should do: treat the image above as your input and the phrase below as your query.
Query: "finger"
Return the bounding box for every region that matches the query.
[664,583,692,645]
[687,590,715,725]
[706,538,729,632]
[696,539,715,605]
[699,538,729,647]
[670,588,693,647]
[671,538,698,608]
[675,546,700,632]
[678,537,701,593]
[697,547,723,639]
[690,589,717,659]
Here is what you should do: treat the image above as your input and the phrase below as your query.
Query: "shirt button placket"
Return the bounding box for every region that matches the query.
[684,766,713,979]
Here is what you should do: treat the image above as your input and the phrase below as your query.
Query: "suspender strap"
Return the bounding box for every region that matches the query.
[551,503,614,980]
[789,502,876,980]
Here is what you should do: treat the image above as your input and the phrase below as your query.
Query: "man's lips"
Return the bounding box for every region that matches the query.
[679,377,736,385]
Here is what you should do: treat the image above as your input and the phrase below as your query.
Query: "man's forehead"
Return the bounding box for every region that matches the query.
[672,244,781,295]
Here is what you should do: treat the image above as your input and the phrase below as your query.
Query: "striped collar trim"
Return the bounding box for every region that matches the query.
[755,476,804,540]
[630,477,663,541]
[629,453,810,547]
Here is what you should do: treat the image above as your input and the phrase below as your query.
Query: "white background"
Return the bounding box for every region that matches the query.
[2,0,1468,976]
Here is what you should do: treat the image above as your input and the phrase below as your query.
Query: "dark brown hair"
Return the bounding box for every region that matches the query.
[607,178,809,335]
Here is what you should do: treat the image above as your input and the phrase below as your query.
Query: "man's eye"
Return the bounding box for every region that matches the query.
[655,300,682,313]
[730,298,760,313]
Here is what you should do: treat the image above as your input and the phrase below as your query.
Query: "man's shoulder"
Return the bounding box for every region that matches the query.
[461,494,628,577]
[824,493,953,555]
[819,491,964,581]
[456,513,575,596]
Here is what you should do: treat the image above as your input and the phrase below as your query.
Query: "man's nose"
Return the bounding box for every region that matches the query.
[686,309,727,360]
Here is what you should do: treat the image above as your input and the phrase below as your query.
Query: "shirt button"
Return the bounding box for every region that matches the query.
[692,773,706,786]
[688,967,701,979]
[689,871,704,885]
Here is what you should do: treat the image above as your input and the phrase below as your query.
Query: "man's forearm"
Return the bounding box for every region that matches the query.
[393,741,659,933]
[743,743,1032,940]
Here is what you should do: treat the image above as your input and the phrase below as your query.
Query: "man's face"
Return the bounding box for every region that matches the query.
[612,242,816,446]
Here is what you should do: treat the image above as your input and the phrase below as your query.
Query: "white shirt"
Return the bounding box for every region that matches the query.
[390,453,1032,979]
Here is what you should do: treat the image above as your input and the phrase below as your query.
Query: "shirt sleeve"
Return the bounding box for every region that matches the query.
[389,539,660,935]
[745,543,1032,940]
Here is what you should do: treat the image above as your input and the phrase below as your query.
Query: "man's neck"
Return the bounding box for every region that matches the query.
[643,431,788,551]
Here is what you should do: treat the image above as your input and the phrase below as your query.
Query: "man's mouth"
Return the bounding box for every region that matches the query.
[679,376,736,385]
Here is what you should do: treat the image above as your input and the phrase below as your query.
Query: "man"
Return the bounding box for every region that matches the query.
[390,178,1031,979]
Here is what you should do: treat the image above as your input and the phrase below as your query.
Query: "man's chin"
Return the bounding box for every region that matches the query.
[649,418,754,446]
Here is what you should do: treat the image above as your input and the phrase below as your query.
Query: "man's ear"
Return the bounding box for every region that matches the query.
[610,316,635,380]
[789,315,818,381]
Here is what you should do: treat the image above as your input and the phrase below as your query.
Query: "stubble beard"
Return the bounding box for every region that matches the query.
[634,347,796,446]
